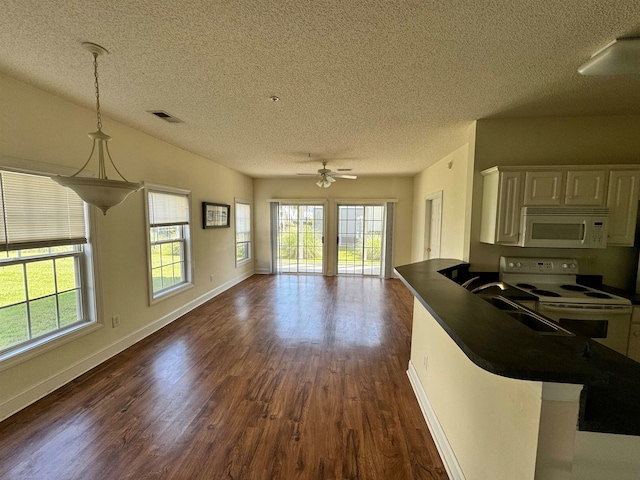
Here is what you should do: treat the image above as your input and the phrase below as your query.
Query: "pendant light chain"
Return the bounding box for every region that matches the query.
[52,41,142,215]
[93,52,102,131]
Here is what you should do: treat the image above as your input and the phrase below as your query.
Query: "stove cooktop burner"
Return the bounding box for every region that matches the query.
[560,284,589,292]
[584,291,612,299]
[499,257,632,306]
[530,289,562,297]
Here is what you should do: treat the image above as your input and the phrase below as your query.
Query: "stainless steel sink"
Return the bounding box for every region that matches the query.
[506,312,567,334]
[482,296,521,311]
[480,295,574,336]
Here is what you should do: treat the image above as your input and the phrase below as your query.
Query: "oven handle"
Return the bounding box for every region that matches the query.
[538,304,632,315]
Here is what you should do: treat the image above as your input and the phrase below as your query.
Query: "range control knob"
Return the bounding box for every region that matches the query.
[508,262,514,268]
[562,263,568,269]
[569,263,576,269]
[515,262,522,268]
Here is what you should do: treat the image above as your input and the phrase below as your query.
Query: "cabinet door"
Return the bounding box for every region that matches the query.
[607,170,640,246]
[565,170,606,205]
[523,171,563,205]
[496,171,522,244]
[628,324,640,362]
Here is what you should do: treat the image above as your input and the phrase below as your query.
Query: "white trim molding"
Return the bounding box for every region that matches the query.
[407,361,466,480]
[0,270,254,422]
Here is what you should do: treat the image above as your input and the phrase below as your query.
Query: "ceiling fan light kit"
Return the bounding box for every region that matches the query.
[578,37,640,75]
[316,177,332,188]
[53,42,142,215]
[298,160,358,188]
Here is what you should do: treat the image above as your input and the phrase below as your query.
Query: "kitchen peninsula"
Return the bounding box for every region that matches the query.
[395,259,640,480]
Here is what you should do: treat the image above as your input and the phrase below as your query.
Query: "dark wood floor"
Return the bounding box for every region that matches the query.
[0,275,448,480]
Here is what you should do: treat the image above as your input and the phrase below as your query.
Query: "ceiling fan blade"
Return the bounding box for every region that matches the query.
[331,174,357,179]
[326,175,337,183]
[296,173,319,176]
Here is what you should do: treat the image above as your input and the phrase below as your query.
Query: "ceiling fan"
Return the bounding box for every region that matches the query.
[297,161,357,188]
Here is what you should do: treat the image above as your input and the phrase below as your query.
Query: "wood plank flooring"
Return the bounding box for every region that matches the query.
[0,275,448,480]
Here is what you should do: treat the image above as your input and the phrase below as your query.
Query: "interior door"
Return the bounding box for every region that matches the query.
[276,204,324,274]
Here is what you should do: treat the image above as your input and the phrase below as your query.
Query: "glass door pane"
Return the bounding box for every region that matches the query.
[276,205,324,274]
[337,205,384,276]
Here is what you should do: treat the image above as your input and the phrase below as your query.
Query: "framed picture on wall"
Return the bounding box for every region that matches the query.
[202,202,230,228]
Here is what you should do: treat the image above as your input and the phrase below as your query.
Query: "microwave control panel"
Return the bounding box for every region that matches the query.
[500,257,579,275]
[590,221,606,246]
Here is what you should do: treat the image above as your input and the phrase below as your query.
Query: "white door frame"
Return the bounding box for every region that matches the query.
[335,202,386,277]
[274,201,328,275]
[424,191,443,260]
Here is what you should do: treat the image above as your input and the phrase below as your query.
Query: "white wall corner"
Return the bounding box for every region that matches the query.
[541,382,583,402]
[535,382,583,480]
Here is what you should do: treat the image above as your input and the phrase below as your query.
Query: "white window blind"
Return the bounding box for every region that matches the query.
[236,202,251,243]
[0,170,87,251]
[148,191,189,226]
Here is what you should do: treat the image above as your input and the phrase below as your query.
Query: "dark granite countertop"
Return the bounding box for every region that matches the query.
[395,258,640,435]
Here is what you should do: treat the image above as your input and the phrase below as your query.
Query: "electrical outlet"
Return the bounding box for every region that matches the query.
[423,354,428,370]
[210,274,214,283]
[111,315,120,328]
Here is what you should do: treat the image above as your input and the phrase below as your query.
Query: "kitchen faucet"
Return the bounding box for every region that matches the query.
[460,276,480,289]
[470,282,508,294]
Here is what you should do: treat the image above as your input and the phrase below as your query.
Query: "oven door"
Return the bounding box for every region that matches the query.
[537,303,632,355]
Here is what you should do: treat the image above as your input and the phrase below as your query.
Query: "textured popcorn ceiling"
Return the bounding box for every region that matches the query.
[1,0,640,178]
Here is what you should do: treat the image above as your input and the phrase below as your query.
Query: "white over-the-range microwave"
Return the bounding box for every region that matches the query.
[519,206,609,248]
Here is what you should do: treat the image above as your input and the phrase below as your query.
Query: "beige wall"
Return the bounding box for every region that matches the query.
[0,73,254,417]
[253,177,413,274]
[469,116,640,289]
[411,136,474,263]
[411,299,543,479]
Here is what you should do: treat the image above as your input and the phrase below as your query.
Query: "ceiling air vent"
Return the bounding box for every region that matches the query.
[148,110,183,123]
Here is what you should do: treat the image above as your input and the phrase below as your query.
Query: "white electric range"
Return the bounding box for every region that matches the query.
[499,256,632,354]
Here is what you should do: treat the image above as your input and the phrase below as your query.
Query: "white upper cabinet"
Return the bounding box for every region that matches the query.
[565,170,606,205]
[523,170,606,206]
[523,171,564,205]
[607,170,640,246]
[481,165,640,247]
[480,168,522,245]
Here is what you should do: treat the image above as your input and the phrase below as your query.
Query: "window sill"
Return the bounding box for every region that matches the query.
[0,321,103,372]
[236,258,252,268]
[149,281,194,306]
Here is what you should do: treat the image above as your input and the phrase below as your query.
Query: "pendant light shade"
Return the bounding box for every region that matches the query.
[53,42,142,215]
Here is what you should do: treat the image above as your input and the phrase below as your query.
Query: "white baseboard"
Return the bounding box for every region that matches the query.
[254,267,270,274]
[0,270,254,422]
[407,361,466,480]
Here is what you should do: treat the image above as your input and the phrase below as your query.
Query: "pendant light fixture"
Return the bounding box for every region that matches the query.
[53,42,142,215]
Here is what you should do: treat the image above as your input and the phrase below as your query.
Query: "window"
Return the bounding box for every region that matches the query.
[0,169,96,359]
[145,185,192,302]
[235,200,251,265]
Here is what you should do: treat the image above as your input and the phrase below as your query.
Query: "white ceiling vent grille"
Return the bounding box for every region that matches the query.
[148,110,183,123]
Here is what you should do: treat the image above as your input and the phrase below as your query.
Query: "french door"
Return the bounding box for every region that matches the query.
[337,205,385,276]
[276,204,324,274]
